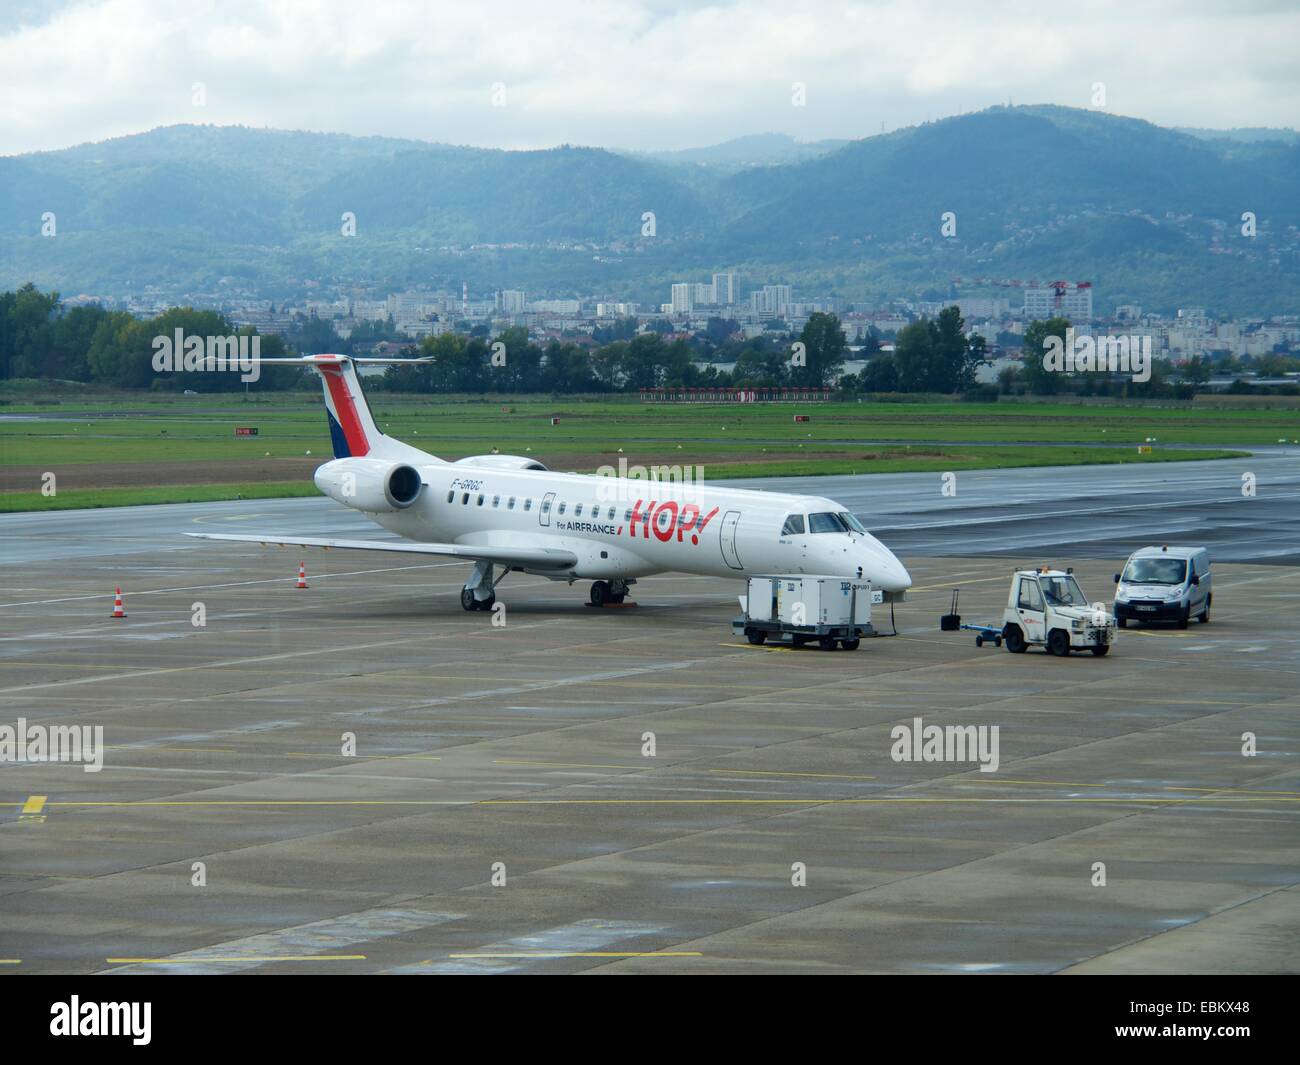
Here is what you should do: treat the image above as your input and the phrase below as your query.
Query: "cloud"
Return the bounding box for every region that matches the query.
[2,0,1297,155]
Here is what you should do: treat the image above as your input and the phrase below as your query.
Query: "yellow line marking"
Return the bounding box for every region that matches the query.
[283,752,443,761]
[911,575,1010,591]
[0,960,21,965]
[1160,785,1300,797]
[710,769,876,780]
[963,778,1108,788]
[1,794,1294,811]
[106,954,366,964]
[21,795,47,815]
[493,759,639,770]
[446,951,701,959]
[107,745,239,755]
[719,643,793,652]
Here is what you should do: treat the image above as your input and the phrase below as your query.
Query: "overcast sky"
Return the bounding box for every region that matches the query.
[2,0,1297,156]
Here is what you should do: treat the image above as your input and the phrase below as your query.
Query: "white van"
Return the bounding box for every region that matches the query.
[1113,545,1212,628]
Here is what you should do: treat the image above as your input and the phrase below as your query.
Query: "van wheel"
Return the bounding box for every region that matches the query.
[1047,629,1071,657]
[1198,597,1210,624]
[1177,606,1190,629]
[1003,625,1027,653]
[1117,616,1127,628]
[1090,645,1110,656]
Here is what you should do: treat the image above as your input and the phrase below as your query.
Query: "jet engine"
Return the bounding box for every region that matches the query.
[314,457,423,512]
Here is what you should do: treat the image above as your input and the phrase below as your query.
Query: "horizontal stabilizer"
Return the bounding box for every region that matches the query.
[186,532,577,569]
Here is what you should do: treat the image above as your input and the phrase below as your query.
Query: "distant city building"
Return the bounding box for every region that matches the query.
[496,289,527,314]
[596,302,637,317]
[712,272,737,306]
[530,299,580,314]
[1023,285,1093,321]
[670,283,693,314]
[749,284,792,318]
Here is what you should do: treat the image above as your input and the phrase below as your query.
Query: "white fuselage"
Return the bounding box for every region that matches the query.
[316,456,912,592]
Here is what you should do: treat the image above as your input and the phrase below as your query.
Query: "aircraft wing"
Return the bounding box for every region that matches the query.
[186,533,577,569]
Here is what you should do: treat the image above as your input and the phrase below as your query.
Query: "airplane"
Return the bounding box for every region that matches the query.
[188,354,912,611]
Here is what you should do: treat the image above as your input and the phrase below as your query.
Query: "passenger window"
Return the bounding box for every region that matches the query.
[492,495,500,508]
[608,506,616,520]
[1018,579,1043,611]
[508,496,516,510]
[624,508,633,521]
[461,493,469,505]
[781,514,806,535]
[558,502,566,515]
[477,494,484,506]
[525,499,533,511]
[446,490,454,503]
[540,499,550,514]
[575,503,583,516]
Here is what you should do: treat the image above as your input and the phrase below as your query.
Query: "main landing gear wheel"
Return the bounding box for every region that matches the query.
[589,580,610,606]
[1047,629,1071,657]
[1003,625,1027,654]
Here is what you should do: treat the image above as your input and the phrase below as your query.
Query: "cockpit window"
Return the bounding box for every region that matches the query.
[781,514,805,535]
[808,511,849,534]
[838,511,867,535]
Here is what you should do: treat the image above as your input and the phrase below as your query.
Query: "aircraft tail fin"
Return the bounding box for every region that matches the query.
[258,354,432,461]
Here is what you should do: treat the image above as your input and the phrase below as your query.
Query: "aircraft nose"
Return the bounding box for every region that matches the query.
[862,545,911,592]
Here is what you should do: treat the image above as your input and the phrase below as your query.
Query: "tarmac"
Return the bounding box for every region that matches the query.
[0,456,1296,974]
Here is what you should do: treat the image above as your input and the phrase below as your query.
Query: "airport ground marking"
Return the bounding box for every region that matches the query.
[106,955,366,964]
[21,795,47,814]
[709,769,877,780]
[9,796,1296,811]
[444,951,701,959]
[911,575,1011,592]
[494,759,640,770]
[0,960,21,965]
[0,560,467,610]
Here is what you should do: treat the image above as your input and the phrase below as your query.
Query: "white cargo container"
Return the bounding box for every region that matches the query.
[735,575,874,651]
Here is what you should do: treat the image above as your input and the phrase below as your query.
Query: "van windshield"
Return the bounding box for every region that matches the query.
[1123,558,1187,585]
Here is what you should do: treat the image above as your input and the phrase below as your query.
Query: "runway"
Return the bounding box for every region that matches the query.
[0,457,1297,974]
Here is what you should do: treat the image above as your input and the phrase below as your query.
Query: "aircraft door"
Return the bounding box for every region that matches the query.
[539,491,556,527]
[720,509,743,570]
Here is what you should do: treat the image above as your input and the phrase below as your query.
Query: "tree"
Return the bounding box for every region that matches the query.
[860,354,899,392]
[1020,316,1072,395]
[794,312,847,388]
[893,320,937,392]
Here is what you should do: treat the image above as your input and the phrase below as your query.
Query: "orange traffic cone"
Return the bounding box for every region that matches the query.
[110,586,126,618]
[296,562,308,589]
